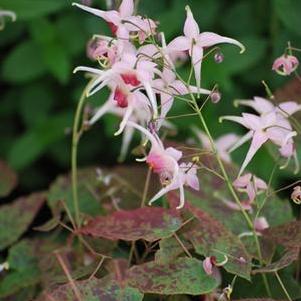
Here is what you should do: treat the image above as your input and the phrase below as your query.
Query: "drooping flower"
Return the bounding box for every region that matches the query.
[203,257,214,275]
[73,0,156,41]
[127,121,199,209]
[193,127,240,163]
[167,6,245,91]
[254,217,269,232]
[0,9,16,30]
[272,54,299,76]
[220,111,297,176]
[291,186,301,205]
[233,173,267,203]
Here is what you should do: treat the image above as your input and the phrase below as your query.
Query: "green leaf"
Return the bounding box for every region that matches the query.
[1,40,47,83]
[0,0,69,20]
[8,111,72,169]
[41,277,144,301]
[126,257,218,295]
[0,240,41,298]
[184,202,251,280]
[273,0,301,36]
[0,160,17,197]
[0,192,45,250]
[29,19,71,83]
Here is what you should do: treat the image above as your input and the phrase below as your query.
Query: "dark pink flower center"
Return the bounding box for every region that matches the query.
[107,22,118,36]
[121,73,141,86]
[114,88,128,108]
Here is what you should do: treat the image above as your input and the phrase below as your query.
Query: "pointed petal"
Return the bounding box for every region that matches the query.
[89,94,115,125]
[176,184,186,209]
[198,32,245,53]
[238,131,268,176]
[228,131,253,153]
[168,36,190,52]
[148,181,179,206]
[114,105,134,136]
[191,45,204,91]
[119,0,134,17]
[119,126,135,161]
[143,81,158,118]
[278,101,301,116]
[165,147,183,161]
[184,6,200,38]
[186,173,200,191]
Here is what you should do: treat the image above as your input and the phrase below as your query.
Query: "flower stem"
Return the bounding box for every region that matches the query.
[190,97,272,297]
[275,271,292,301]
[71,88,88,228]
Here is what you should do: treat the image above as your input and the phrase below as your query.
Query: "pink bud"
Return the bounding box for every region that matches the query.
[254,217,269,232]
[272,54,299,76]
[214,51,224,64]
[210,90,221,104]
[203,257,213,275]
[291,186,301,204]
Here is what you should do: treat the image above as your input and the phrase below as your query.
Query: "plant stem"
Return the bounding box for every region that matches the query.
[190,97,272,297]
[275,271,292,301]
[71,89,88,228]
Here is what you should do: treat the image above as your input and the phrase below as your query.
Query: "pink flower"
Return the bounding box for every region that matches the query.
[193,128,240,163]
[272,54,299,76]
[127,121,199,209]
[233,97,300,173]
[221,111,297,175]
[233,173,267,202]
[86,36,118,64]
[153,68,211,129]
[73,0,156,41]
[203,257,214,275]
[254,217,269,232]
[291,186,301,205]
[167,6,244,91]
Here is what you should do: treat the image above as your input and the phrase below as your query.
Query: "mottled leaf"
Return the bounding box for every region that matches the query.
[253,247,300,274]
[0,241,41,298]
[0,192,45,250]
[40,277,143,301]
[126,257,218,295]
[263,221,301,248]
[80,207,182,242]
[185,204,251,280]
[155,236,192,264]
[0,160,17,197]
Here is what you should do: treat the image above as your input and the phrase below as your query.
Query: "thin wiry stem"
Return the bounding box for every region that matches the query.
[275,271,292,301]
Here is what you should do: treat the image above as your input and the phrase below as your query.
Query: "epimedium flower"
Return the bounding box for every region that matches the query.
[254,217,269,232]
[0,9,16,30]
[291,186,301,205]
[220,111,297,176]
[193,127,240,163]
[126,121,199,209]
[73,0,156,42]
[233,173,267,203]
[153,68,212,129]
[233,96,300,173]
[167,6,245,91]
[272,54,299,76]
[74,49,159,119]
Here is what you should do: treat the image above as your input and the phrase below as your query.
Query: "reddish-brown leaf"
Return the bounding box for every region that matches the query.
[0,192,45,250]
[0,160,17,197]
[79,207,182,242]
[263,221,301,248]
[184,204,251,280]
[253,247,300,274]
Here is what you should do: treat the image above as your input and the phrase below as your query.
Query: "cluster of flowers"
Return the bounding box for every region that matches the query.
[73,0,301,211]
[73,0,246,209]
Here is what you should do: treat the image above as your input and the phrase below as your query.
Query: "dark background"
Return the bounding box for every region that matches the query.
[1,0,301,195]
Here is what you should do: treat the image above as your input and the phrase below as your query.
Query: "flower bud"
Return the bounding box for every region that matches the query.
[291,186,301,204]
[272,54,299,76]
[214,51,224,64]
[210,90,221,104]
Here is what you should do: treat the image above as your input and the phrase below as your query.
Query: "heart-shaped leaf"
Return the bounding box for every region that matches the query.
[0,192,45,250]
[80,207,182,242]
[126,257,218,295]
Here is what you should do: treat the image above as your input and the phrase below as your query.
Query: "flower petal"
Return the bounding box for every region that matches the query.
[184,6,200,38]
[168,36,190,52]
[119,0,134,17]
